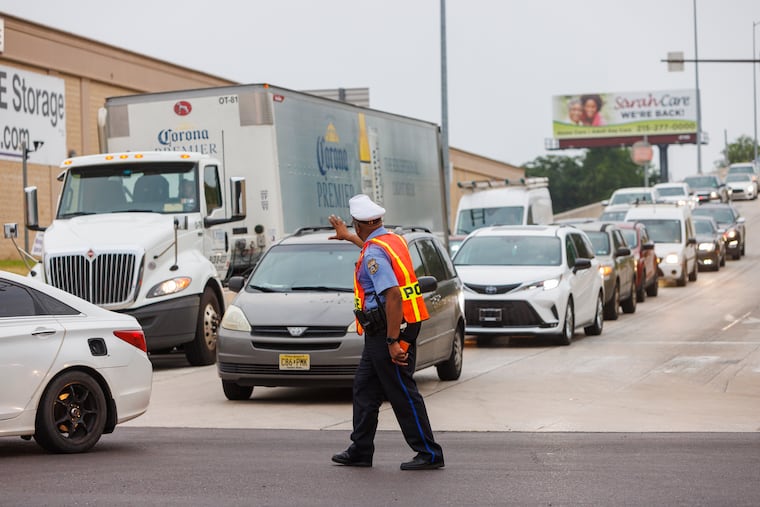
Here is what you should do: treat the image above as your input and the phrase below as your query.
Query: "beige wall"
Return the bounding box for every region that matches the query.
[0,14,235,259]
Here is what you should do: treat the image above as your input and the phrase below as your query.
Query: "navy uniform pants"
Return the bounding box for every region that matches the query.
[346,322,444,463]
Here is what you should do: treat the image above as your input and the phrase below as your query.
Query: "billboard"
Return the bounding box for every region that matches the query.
[552,90,697,140]
[0,65,67,165]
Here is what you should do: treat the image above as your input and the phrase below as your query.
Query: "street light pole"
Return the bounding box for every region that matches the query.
[753,21,759,165]
[20,140,44,253]
[440,0,451,235]
[693,0,703,174]
[21,140,30,252]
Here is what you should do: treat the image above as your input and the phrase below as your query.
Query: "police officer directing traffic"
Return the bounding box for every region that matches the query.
[328,194,444,471]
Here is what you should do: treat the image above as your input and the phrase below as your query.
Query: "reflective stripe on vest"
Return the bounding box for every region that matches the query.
[354,233,429,330]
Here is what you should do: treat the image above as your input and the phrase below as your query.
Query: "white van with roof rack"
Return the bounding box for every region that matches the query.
[624,203,697,287]
[454,177,553,235]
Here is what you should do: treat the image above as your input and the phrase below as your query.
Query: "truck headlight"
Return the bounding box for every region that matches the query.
[664,253,680,264]
[220,304,251,332]
[147,277,192,297]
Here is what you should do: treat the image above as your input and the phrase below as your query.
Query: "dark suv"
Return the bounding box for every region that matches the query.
[216,226,465,400]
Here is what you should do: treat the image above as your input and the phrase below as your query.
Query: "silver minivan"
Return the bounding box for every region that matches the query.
[216,226,465,400]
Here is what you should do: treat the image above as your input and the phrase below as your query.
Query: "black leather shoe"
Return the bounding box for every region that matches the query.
[331,451,372,467]
[400,455,445,470]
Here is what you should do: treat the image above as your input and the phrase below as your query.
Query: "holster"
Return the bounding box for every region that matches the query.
[353,306,387,335]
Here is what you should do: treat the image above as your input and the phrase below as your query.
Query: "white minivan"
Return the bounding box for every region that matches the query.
[454,178,554,235]
[624,204,698,287]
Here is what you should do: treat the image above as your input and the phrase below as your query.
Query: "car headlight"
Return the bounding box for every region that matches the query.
[517,276,561,292]
[710,191,719,199]
[347,319,358,333]
[698,242,715,252]
[664,253,680,264]
[726,229,737,239]
[599,265,613,278]
[147,277,192,298]
[220,304,251,332]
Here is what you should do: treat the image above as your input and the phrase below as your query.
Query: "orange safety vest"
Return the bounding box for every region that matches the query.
[354,232,429,334]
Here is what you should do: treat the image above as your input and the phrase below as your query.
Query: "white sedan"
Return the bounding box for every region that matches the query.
[0,270,152,453]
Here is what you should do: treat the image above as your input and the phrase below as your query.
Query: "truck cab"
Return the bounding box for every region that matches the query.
[22,151,246,365]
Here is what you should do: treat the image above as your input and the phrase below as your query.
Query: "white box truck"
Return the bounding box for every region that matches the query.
[453,177,554,235]
[15,84,448,365]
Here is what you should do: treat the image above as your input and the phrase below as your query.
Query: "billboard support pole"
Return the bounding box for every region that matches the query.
[658,144,669,183]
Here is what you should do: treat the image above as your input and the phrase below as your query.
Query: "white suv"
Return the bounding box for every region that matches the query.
[452,225,604,345]
[624,204,698,287]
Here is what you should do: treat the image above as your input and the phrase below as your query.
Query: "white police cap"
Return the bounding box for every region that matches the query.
[349,194,386,221]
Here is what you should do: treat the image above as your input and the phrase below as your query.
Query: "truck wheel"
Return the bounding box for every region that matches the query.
[436,326,464,381]
[34,371,107,453]
[185,288,221,366]
[222,381,253,401]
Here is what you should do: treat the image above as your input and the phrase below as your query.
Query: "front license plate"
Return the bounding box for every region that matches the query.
[479,308,502,322]
[279,354,310,370]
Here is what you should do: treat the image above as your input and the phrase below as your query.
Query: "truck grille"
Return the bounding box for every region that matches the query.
[46,252,140,307]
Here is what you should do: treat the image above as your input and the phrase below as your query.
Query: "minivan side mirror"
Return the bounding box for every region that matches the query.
[418,276,438,293]
[641,241,655,251]
[573,258,592,272]
[615,246,631,257]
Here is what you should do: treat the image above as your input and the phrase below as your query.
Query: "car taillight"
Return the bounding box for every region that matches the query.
[113,330,147,353]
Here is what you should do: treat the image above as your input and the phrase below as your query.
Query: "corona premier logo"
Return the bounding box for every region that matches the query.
[173,101,192,116]
[157,129,210,146]
[317,122,350,176]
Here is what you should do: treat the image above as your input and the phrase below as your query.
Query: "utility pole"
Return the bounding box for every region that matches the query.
[440,0,451,235]
[693,0,703,174]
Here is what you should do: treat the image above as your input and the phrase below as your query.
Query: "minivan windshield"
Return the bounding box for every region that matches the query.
[247,243,358,292]
[635,219,682,243]
[454,235,561,266]
[456,206,524,235]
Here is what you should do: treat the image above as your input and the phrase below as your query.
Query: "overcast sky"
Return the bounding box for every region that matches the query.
[4,0,760,181]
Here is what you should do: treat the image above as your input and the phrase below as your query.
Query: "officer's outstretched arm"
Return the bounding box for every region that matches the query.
[328,214,363,247]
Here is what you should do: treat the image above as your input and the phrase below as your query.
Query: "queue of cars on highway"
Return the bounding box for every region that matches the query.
[1,163,755,453]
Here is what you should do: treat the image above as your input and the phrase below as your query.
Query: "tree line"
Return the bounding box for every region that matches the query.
[523,136,759,213]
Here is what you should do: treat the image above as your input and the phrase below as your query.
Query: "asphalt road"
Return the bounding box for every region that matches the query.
[2,429,759,506]
[2,199,760,506]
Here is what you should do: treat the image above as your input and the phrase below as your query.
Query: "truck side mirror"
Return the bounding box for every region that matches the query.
[24,187,46,231]
[230,177,246,219]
